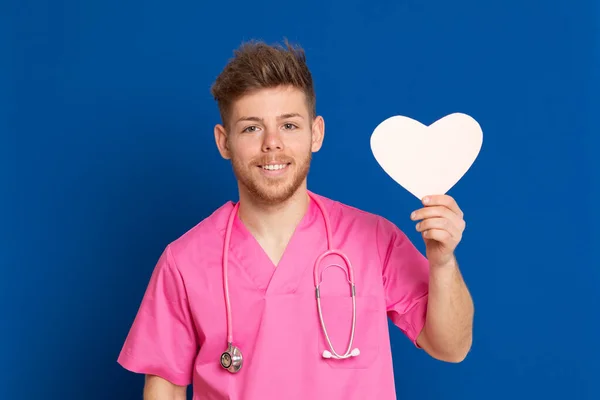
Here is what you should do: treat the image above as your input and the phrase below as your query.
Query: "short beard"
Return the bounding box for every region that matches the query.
[231,150,312,206]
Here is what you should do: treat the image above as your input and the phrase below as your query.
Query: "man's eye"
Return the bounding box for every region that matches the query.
[283,123,297,130]
[242,126,258,133]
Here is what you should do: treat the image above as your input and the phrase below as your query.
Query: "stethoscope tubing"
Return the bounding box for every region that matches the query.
[223,201,239,346]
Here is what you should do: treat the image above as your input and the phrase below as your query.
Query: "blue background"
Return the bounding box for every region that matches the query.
[3,0,599,399]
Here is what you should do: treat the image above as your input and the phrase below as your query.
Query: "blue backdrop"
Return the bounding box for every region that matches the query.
[3,0,599,399]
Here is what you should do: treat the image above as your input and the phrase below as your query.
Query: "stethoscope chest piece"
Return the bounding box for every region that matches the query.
[220,343,243,373]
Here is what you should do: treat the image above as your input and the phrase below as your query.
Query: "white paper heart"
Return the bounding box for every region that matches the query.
[370,112,483,200]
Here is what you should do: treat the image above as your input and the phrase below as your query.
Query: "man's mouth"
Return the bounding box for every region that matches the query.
[258,163,291,171]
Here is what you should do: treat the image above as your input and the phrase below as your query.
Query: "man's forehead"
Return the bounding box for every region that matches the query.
[231,88,309,121]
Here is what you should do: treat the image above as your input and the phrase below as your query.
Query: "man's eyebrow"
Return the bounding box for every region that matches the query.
[278,113,304,119]
[235,113,304,124]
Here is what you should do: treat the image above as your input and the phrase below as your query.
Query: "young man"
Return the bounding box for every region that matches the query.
[117,40,474,399]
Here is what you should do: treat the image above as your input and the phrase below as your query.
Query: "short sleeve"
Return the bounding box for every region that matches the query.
[376,217,430,347]
[117,245,198,386]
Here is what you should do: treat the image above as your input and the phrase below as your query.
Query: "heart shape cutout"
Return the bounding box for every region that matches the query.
[370,112,483,200]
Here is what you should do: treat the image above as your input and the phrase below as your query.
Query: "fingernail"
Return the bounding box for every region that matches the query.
[411,212,416,219]
[423,197,429,204]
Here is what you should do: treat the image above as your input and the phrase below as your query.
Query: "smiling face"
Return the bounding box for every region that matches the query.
[214,85,324,205]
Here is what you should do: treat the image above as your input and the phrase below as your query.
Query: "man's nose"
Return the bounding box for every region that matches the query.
[262,127,284,151]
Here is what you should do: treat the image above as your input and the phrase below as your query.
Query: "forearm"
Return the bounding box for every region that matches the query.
[143,375,187,400]
[421,256,474,362]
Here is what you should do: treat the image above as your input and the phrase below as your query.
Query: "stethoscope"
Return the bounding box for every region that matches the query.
[220,192,360,373]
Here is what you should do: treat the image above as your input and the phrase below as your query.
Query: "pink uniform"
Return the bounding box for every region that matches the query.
[117,191,430,399]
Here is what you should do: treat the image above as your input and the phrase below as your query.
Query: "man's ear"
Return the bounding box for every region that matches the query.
[214,124,231,159]
[311,116,325,152]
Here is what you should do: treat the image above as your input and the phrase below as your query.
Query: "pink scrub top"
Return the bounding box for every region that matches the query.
[117,191,429,399]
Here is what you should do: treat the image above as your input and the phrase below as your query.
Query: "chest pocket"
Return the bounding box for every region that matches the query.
[316,294,381,369]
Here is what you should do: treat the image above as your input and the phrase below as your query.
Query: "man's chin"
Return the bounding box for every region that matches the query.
[242,176,306,204]
[251,185,298,205]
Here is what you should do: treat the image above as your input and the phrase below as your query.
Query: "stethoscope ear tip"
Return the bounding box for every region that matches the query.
[322,350,332,358]
[351,348,360,357]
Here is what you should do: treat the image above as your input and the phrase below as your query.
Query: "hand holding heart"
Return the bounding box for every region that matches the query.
[411,194,465,268]
[369,112,482,267]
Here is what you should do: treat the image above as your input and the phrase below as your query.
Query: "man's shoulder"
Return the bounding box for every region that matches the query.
[311,191,393,230]
[165,200,235,258]
[313,192,416,255]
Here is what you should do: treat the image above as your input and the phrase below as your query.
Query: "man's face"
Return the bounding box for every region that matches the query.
[214,85,324,205]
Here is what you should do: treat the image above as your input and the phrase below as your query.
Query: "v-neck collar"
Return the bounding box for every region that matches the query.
[227,194,321,295]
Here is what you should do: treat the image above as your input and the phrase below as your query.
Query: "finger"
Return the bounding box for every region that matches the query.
[422,228,453,242]
[416,217,459,238]
[411,205,461,226]
[422,195,463,218]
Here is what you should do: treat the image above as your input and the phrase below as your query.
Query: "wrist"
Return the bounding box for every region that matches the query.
[429,254,457,270]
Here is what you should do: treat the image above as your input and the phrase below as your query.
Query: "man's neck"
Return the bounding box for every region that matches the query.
[237,185,310,245]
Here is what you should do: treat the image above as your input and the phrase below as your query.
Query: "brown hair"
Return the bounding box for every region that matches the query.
[210,39,316,128]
